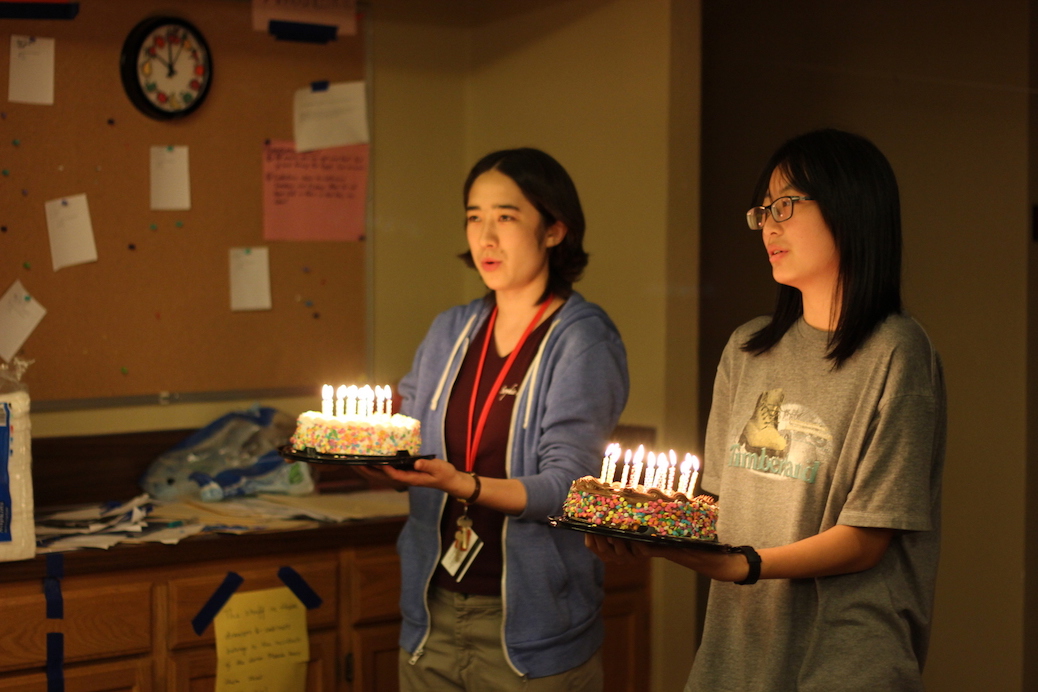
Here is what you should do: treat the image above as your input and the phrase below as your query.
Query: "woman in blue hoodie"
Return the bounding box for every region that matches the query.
[379,148,629,691]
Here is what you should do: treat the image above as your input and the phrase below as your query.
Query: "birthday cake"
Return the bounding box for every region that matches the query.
[561,445,718,541]
[290,384,422,456]
[562,477,718,541]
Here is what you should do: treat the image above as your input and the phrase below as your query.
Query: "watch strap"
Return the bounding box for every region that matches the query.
[733,545,762,585]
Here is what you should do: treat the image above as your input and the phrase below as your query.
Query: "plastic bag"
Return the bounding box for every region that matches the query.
[140,405,313,501]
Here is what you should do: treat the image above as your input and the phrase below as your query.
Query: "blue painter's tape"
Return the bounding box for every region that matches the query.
[278,566,323,610]
[44,553,63,619]
[46,632,64,692]
[0,403,12,542]
[268,20,337,44]
[191,571,244,636]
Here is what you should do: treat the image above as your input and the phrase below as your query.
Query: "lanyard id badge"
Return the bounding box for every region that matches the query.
[440,514,484,582]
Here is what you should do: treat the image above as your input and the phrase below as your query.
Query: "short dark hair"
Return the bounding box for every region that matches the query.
[459,147,589,303]
[742,128,902,367]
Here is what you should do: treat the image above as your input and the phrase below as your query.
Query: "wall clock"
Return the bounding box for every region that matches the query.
[120,16,212,120]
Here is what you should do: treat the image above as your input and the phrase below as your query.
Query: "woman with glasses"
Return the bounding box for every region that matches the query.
[588,128,946,691]
[369,147,629,691]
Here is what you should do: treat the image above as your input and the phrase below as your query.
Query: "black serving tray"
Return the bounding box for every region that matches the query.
[279,444,432,470]
[548,515,733,552]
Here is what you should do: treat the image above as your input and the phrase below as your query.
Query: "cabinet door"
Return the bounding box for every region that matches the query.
[0,657,151,692]
[349,621,400,692]
[167,628,337,691]
[601,587,651,692]
[0,576,152,672]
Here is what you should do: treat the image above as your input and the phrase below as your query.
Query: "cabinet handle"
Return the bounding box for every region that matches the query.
[344,652,354,683]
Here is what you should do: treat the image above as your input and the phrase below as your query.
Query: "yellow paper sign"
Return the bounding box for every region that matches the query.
[213,586,310,691]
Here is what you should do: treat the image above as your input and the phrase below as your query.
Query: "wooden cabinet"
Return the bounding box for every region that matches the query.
[0,523,649,691]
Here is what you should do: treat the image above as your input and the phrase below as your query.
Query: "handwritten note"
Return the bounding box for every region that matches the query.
[293,81,368,152]
[44,194,98,271]
[0,280,46,363]
[8,35,55,105]
[229,248,272,312]
[213,587,309,692]
[150,145,192,210]
[262,140,367,241]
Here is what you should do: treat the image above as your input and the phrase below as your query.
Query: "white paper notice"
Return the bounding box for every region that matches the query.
[230,248,272,311]
[150,145,191,210]
[0,280,46,363]
[293,81,368,153]
[44,194,98,271]
[8,35,55,105]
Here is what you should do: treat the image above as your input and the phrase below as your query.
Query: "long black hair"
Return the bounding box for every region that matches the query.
[459,147,589,303]
[742,129,902,367]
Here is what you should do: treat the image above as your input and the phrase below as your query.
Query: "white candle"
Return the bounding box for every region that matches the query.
[360,385,374,417]
[689,455,700,496]
[631,445,645,488]
[345,385,357,416]
[385,384,393,415]
[336,385,347,418]
[678,454,693,495]
[321,384,333,417]
[599,447,611,483]
[375,386,385,417]
[666,450,677,492]
[619,448,632,487]
[645,452,657,490]
[607,443,621,483]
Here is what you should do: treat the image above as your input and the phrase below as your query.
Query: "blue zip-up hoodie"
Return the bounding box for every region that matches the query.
[396,292,629,679]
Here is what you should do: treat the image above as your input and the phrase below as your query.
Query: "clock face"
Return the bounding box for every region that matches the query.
[120,17,212,120]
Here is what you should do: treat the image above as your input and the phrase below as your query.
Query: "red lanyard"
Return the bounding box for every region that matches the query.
[464,295,554,473]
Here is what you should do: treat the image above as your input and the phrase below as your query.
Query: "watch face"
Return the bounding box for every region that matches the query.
[120,17,212,120]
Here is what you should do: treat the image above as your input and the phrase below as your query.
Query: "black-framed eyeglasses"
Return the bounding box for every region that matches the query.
[745,196,814,230]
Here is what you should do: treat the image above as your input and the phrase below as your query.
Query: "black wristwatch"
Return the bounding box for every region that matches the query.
[733,545,762,585]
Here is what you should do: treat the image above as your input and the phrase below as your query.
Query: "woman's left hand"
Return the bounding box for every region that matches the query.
[584,533,753,582]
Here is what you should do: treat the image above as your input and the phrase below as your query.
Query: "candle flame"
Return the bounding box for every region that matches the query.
[624,448,633,464]
[322,384,333,398]
[669,449,677,466]
[336,384,347,398]
[633,445,645,464]
[680,457,693,473]
[691,454,700,471]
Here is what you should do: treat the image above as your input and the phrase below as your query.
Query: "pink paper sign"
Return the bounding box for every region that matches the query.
[262,140,368,241]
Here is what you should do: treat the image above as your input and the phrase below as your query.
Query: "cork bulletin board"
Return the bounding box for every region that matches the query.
[0,0,367,405]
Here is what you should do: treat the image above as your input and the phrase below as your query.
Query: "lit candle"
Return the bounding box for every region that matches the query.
[361,385,374,417]
[645,452,657,490]
[385,384,393,415]
[666,450,677,492]
[678,454,693,495]
[375,386,385,417]
[346,385,358,416]
[336,385,347,418]
[689,454,700,496]
[599,447,611,483]
[631,445,645,488]
[321,384,333,417]
[619,448,633,487]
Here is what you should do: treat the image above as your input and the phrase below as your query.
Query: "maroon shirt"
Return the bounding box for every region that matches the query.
[433,309,555,595]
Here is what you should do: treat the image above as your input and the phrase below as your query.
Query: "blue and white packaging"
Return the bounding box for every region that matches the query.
[0,390,34,561]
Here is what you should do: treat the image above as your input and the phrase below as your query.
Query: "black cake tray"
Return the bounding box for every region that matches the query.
[548,516,733,552]
[278,444,432,470]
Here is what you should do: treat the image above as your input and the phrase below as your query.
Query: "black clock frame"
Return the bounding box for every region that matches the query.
[119,16,212,121]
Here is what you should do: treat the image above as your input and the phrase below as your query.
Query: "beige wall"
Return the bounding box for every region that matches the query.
[701,1,1032,689]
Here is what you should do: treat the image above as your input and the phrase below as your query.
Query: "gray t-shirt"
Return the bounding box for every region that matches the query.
[687,314,946,692]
